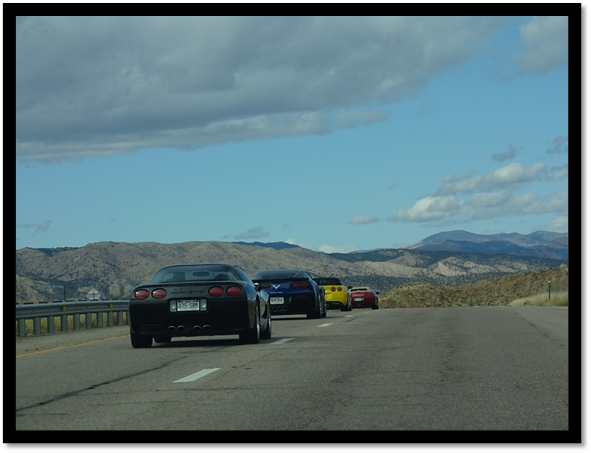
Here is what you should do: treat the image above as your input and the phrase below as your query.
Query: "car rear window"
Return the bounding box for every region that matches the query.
[150,265,239,283]
[254,269,305,280]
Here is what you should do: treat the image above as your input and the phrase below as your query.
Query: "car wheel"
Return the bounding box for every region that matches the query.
[240,303,260,344]
[307,299,322,319]
[261,306,272,340]
[154,335,171,343]
[321,299,327,318]
[130,329,152,348]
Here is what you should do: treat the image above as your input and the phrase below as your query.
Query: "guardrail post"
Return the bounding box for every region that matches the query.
[17,319,26,337]
[97,312,104,328]
[48,316,55,333]
[108,312,114,327]
[74,314,80,330]
[117,311,124,326]
[61,314,68,331]
[33,318,41,336]
[85,313,93,329]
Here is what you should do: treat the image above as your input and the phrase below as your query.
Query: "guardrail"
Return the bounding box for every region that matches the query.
[15,300,129,337]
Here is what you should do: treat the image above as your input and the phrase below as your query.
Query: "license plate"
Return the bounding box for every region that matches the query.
[353,297,364,302]
[270,297,284,305]
[177,299,202,311]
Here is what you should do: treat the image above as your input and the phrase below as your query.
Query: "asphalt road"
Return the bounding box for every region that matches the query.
[13,306,571,437]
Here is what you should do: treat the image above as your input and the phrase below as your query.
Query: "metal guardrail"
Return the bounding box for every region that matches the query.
[15,300,129,337]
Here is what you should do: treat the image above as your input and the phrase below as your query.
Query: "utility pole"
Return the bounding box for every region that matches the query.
[548,280,551,301]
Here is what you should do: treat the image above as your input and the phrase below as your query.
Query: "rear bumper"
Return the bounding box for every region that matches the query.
[351,297,377,308]
[269,295,316,315]
[130,300,248,337]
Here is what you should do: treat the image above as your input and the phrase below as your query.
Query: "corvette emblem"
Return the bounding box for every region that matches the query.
[272,284,280,289]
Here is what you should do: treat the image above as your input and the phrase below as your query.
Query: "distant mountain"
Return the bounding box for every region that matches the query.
[15,239,567,303]
[403,230,568,261]
[232,241,300,250]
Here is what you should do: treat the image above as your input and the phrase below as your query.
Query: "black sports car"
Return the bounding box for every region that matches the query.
[129,263,271,348]
[252,269,326,319]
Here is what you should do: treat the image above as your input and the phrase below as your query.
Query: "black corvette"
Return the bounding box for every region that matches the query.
[129,263,271,348]
[252,268,326,319]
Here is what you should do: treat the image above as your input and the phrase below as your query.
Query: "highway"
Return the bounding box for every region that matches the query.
[14,306,570,435]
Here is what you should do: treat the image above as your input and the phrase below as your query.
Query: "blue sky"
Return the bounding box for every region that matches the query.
[15,16,571,253]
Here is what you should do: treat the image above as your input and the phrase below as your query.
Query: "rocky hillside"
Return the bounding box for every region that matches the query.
[14,240,567,302]
[380,266,569,308]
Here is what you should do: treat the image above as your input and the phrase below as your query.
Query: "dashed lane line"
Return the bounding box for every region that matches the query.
[174,368,221,383]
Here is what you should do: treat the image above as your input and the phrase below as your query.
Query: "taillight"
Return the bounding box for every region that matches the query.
[337,287,342,292]
[152,288,167,299]
[331,287,336,292]
[134,289,149,300]
[226,286,242,297]
[290,282,310,288]
[209,287,224,297]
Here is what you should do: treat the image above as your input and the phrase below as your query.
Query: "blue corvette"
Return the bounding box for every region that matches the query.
[253,269,326,319]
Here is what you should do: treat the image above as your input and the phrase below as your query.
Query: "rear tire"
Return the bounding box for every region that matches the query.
[240,304,260,344]
[130,330,152,348]
[261,307,272,340]
[307,299,322,319]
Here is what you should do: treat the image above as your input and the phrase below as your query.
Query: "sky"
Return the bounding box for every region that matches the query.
[15,16,571,253]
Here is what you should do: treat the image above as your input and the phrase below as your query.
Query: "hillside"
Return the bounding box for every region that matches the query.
[15,240,567,303]
[379,266,569,308]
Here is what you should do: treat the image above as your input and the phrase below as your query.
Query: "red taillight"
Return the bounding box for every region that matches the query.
[134,289,150,300]
[152,288,167,299]
[209,286,224,297]
[331,287,336,292]
[226,286,242,297]
[337,287,342,292]
[290,282,310,288]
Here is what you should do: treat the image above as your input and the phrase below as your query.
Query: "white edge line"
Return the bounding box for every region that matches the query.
[317,323,333,327]
[174,368,221,383]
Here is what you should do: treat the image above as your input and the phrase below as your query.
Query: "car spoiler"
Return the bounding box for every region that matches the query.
[252,277,309,289]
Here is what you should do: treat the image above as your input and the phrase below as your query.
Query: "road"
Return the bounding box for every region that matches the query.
[13,306,570,435]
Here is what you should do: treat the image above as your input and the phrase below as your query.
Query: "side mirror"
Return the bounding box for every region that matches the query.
[254,282,260,291]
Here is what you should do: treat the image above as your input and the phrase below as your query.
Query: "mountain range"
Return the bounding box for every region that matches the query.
[403,230,568,260]
[14,230,568,303]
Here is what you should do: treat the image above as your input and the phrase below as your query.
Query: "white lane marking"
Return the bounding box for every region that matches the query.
[345,315,354,318]
[174,368,220,383]
[271,338,295,345]
[318,323,333,327]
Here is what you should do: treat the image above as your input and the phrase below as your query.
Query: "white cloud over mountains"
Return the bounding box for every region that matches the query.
[388,161,567,225]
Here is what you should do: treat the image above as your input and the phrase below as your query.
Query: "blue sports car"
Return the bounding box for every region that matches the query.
[253,269,326,319]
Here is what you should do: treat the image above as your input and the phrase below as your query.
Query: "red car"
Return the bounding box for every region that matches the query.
[350,287,379,310]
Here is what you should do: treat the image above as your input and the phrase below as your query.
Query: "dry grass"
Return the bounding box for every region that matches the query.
[380,266,568,308]
[509,291,568,307]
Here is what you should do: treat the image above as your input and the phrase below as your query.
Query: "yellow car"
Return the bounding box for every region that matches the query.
[313,277,351,311]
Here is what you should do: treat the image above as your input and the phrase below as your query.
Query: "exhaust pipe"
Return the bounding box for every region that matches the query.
[202,325,212,333]
[176,325,186,333]
[192,325,202,333]
[168,326,177,333]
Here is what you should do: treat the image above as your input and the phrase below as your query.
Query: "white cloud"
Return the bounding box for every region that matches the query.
[349,215,380,224]
[16,16,509,163]
[391,195,464,222]
[546,135,568,154]
[390,154,566,227]
[437,162,546,196]
[235,226,270,240]
[491,143,520,162]
[20,220,53,236]
[518,16,568,75]
[546,216,569,232]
